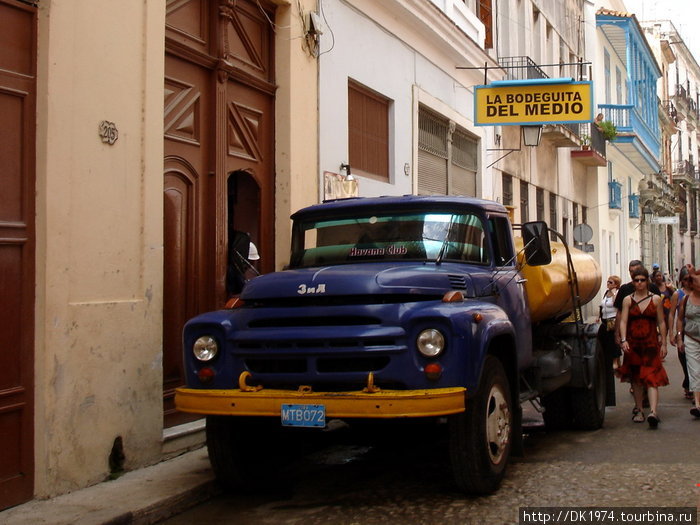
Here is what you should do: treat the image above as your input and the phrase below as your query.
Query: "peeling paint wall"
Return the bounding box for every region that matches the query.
[35,0,165,496]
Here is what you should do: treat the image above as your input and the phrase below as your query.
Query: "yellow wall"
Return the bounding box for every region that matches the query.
[35,0,164,496]
[274,0,319,269]
[32,0,316,497]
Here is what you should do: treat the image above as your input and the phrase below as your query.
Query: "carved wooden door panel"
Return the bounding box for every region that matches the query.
[163,52,213,426]
[0,0,36,510]
[163,0,276,428]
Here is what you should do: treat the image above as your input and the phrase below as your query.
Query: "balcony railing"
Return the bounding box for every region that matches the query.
[662,100,679,123]
[673,159,698,184]
[628,194,640,218]
[498,56,548,81]
[609,181,622,210]
[676,84,688,99]
[598,103,661,160]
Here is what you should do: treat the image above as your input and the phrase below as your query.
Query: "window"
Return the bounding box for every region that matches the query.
[489,216,515,267]
[417,105,477,196]
[615,66,623,104]
[549,192,557,241]
[604,50,611,103]
[536,187,544,221]
[348,80,390,181]
[520,181,529,224]
[478,0,493,48]
[502,174,513,206]
[291,210,489,268]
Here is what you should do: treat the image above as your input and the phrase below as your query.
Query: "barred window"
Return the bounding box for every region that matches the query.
[417,105,477,197]
[502,174,513,206]
[520,181,529,224]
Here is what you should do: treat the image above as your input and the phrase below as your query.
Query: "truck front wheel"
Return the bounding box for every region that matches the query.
[448,355,512,495]
[206,415,293,490]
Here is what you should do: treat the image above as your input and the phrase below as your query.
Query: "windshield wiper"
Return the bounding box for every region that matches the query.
[435,215,456,265]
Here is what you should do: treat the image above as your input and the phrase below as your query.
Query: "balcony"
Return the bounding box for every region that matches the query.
[673,159,698,186]
[542,122,580,148]
[498,56,548,81]
[598,103,661,174]
[660,99,680,135]
[673,84,689,114]
[608,181,622,211]
[570,122,607,166]
[687,98,698,131]
[628,194,640,219]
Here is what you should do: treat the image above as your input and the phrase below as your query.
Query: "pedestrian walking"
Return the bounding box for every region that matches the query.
[613,260,661,346]
[617,267,669,428]
[598,275,621,406]
[667,266,693,400]
[675,265,700,419]
[652,269,675,320]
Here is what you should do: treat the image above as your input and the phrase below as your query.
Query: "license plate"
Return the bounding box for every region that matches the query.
[280,404,326,428]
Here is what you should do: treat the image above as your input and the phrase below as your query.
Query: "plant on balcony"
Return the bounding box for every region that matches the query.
[597,120,617,141]
[580,134,591,150]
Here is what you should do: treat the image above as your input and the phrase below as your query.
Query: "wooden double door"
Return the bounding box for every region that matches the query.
[163,0,276,426]
[0,0,36,511]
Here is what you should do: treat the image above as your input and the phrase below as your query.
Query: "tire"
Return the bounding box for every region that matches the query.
[569,341,606,430]
[448,355,512,495]
[206,415,295,491]
[541,388,572,430]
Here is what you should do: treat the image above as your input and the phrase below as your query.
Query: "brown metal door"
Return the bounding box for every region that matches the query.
[0,0,36,510]
[163,0,276,427]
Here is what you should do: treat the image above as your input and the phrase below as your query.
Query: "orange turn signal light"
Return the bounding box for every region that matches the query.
[225,296,244,309]
[442,291,464,303]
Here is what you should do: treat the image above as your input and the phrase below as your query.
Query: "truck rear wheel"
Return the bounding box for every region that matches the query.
[541,389,572,430]
[449,355,512,495]
[206,415,293,490]
[569,342,606,430]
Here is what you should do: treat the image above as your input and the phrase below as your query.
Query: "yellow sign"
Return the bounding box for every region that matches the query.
[474,81,593,125]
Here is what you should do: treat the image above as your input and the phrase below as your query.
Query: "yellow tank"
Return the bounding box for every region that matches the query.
[514,237,601,323]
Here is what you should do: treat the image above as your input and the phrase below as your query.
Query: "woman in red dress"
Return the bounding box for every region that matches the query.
[618,267,669,428]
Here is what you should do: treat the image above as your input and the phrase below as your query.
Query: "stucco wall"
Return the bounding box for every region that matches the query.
[318,0,492,199]
[35,0,165,496]
[274,0,319,269]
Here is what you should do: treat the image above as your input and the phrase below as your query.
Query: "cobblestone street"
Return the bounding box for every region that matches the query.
[161,360,699,525]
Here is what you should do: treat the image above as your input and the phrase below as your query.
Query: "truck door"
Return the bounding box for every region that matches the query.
[488,216,532,368]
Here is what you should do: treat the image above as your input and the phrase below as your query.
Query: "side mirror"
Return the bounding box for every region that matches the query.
[521,221,552,266]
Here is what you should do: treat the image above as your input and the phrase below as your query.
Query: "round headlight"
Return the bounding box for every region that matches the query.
[416,328,445,357]
[193,335,218,361]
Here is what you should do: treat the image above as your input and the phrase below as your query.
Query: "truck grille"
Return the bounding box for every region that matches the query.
[244,355,391,374]
[248,315,381,328]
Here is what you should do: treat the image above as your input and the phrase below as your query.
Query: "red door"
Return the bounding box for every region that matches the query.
[163,0,276,427]
[0,0,36,510]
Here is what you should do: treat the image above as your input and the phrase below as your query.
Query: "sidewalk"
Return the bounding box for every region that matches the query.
[1,447,219,525]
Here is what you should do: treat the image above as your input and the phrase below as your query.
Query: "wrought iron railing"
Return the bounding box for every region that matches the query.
[498,56,548,81]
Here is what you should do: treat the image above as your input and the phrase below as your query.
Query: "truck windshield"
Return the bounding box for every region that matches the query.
[290,211,489,268]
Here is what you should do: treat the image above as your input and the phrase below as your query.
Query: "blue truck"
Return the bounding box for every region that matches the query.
[175,195,605,494]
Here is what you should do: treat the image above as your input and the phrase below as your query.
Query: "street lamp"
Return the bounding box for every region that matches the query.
[643,205,653,223]
[521,125,543,147]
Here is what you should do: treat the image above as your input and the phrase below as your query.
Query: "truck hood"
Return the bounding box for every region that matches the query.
[241,263,476,299]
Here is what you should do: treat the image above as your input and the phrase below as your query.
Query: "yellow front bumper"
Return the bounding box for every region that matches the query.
[175,386,466,418]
